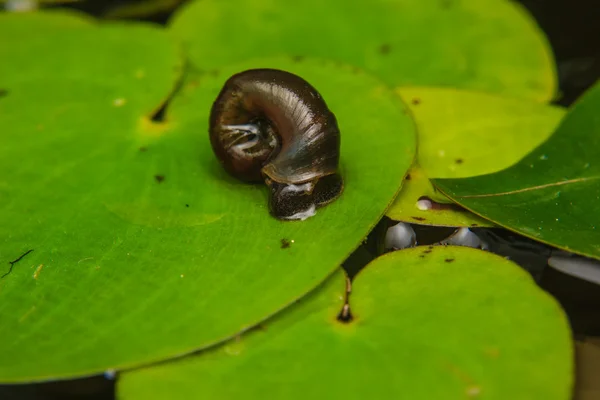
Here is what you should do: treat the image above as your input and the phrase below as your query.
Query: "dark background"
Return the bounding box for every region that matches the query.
[0,0,598,398]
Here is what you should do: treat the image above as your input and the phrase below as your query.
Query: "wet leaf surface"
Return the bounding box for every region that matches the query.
[119,247,572,400]
[169,0,557,101]
[433,82,600,259]
[0,12,415,381]
[388,88,564,226]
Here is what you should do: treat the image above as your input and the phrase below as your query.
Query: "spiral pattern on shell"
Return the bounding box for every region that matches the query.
[209,69,343,220]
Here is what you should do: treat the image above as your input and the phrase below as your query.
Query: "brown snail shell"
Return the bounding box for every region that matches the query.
[209,69,343,220]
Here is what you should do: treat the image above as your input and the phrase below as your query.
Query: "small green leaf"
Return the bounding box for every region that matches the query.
[0,53,415,381]
[398,88,565,178]
[169,0,557,101]
[118,246,572,400]
[433,82,600,259]
[0,11,182,114]
[386,165,494,227]
[387,88,565,226]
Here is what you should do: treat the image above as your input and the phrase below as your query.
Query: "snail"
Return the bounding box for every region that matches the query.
[209,69,343,220]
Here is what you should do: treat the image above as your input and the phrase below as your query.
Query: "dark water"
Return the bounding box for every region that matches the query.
[1,0,598,398]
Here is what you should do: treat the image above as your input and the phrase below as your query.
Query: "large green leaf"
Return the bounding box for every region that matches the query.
[0,11,181,113]
[433,82,600,259]
[0,12,415,381]
[168,0,556,101]
[119,246,572,400]
[387,88,565,226]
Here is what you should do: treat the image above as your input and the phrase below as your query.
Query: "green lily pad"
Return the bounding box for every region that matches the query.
[0,11,182,114]
[398,88,565,178]
[433,82,600,259]
[168,0,556,101]
[0,46,415,381]
[118,246,572,400]
[387,88,565,226]
[386,165,494,227]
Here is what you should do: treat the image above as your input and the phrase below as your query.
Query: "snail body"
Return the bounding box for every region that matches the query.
[209,69,343,220]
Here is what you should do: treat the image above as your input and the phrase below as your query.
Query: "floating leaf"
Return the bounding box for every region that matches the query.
[119,246,572,400]
[387,88,565,226]
[433,82,600,259]
[169,0,557,101]
[386,165,493,227]
[0,11,181,114]
[398,88,565,178]
[0,47,415,381]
